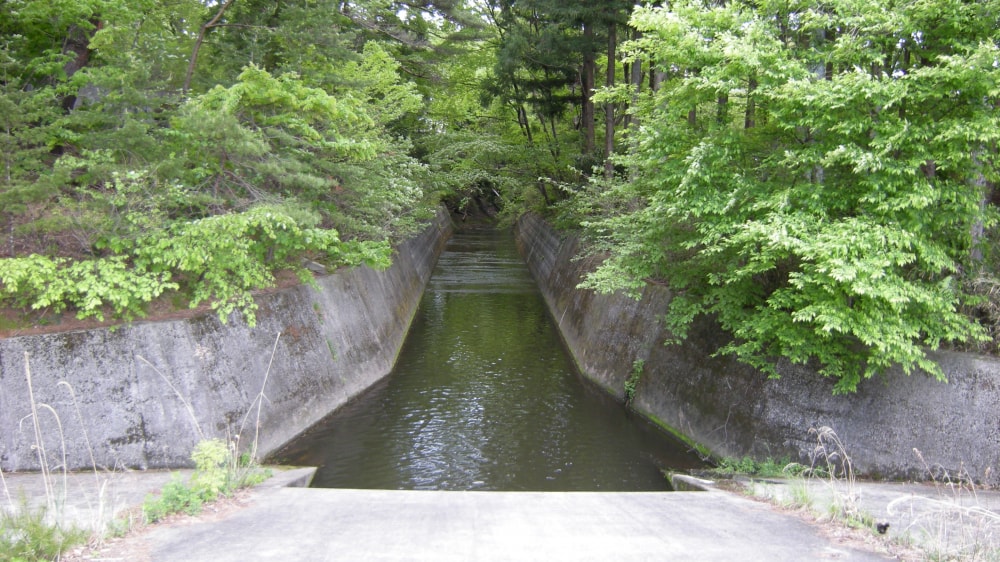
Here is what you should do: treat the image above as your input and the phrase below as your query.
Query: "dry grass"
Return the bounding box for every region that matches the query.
[2,339,280,560]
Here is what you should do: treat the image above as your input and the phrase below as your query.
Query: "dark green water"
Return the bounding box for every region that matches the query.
[272,229,704,490]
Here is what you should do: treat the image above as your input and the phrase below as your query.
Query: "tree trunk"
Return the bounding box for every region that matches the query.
[535,181,552,206]
[604,21,617,178]
[744,75,757,129]
[716,93,729,124]
[969,151,993,263]
[582,21,596,157]
[61,20,102,111]
[548,114,559,159]
[184,0,237,95]
[625,29,643,132]
[512,82,533,144]
[650,65,664,92]
[518,104,533,144]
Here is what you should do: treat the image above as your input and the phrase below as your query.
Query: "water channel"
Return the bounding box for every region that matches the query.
[272,229,704,490]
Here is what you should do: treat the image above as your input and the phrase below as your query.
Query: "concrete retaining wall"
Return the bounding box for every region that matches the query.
[515,213,1000,485]
[0,209,452,472]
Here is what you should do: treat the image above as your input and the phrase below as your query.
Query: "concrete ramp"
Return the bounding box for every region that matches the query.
[143,487,890,561]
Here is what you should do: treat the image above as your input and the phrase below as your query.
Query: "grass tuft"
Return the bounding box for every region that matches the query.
[0,497,86,562]
[5,337,280,558]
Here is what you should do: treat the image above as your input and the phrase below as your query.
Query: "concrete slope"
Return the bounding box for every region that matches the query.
[0,210,453,473]
[144,487,890,561]
[514,212,1000,486]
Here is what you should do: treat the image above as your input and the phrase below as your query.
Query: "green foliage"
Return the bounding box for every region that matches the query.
[0,499,86,562]
[6,0,998,394]
[576,0,999,392]
[0,1,440,327]
[171,63,433,243]
[342,42,424,126]
[142,474,205,523]
[624,358,643,404]
[189,438,231,501]
[143,438,272,524]
[125,206,337,324]
[712,456,797,479]
[0,254,176,321]
[0,205,391,325]
[0,52,62,212]
[197,65,379,160]
[417,31,580,221]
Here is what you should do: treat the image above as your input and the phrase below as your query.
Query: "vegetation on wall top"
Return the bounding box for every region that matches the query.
[2,0,999,392]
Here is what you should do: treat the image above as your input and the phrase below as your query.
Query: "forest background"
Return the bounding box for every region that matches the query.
[1,0,999,393]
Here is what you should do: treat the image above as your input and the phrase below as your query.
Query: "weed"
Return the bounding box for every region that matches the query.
[805,429,1000,558]
[624,359,643,405]
[141,334,279,524]
[786,479,813,509]
[730,427,1000,560]
[136,354,205,441]
[710,456,797,479]
[143,475,205,523]
[5,334,279,555]
[141,439,273,524]
[0,311,31,333]
[7,353,124,555]
[105,513,136,539]
[22,352,59,516]
[806,426,861,524]
[718,456,757,475]
[884,449,1000,560]
[189,439,230,501]
[0,498,86,561]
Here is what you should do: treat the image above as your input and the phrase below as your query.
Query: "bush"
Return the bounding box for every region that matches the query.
[142,438,272,524]
[189,438,230,501]
[142,475,205,523]
[0,205,393,326]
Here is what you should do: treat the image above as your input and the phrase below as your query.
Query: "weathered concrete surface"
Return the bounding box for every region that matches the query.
[515,213,1000,485]
[10,468,997,560]
[138,488,892,561]
[0,209,452,472]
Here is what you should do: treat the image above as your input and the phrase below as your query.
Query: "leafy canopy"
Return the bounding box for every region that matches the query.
[0,0,442,326]
[577,0,1000,392]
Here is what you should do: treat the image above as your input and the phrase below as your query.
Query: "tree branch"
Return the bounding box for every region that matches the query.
[183,0,237,95]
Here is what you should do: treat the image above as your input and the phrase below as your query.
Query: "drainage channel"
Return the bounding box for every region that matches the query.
[271,228,705,490]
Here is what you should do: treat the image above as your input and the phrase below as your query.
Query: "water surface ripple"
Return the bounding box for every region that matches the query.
[273,229,704,490]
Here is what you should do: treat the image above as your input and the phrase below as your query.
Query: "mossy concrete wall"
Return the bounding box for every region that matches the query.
[0,210,452,472]
[515,213,1000,485]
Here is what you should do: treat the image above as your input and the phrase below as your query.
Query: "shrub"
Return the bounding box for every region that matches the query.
[142,475,205,523]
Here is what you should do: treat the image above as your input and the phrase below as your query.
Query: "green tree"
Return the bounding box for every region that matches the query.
[577,0,1000,392]
[0,0,443,325]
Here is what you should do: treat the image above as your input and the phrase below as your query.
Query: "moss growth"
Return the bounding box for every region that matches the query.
[639,411,714,462]
[706,456,802,478]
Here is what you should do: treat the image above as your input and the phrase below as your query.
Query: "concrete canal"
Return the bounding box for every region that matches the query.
[272,229,704,490]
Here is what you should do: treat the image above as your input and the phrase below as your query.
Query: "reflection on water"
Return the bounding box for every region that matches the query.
[272,229,704,490]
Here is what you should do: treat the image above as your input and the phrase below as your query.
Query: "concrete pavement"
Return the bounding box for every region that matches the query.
[6,467,997,560]
[3,467,893,561]
[139,486,889,561]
